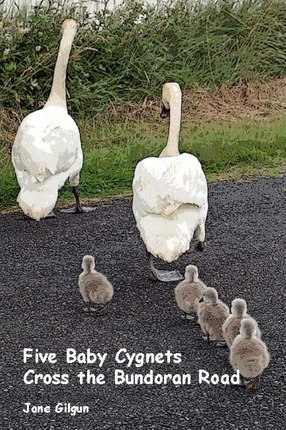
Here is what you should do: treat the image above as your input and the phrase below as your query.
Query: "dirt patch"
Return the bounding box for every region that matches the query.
[104,78,286,123]
[0,108,22,152]
[184,78,286,123]
[1,79,285,150]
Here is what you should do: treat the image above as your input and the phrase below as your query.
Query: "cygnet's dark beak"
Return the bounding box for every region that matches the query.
[199,297,204,303]
[160,104,170,119]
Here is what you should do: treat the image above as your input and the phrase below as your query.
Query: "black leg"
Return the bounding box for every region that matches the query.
[257,375,261,389]
[73,186,83,213]
[98,302,109,316]
[82,301,91,314]
[196,241,206,251]
[202,333,210,343]
[82,301,89,312]
[60,186,96,214]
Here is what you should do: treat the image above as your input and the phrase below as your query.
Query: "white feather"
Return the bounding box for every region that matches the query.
[12,106,83,221]
[132,153,208,262]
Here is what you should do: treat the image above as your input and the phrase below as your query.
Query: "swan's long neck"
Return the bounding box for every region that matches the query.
[44,28,76,110]
[159,95,181,157]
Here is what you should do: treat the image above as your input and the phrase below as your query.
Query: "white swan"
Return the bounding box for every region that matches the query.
[12,19,92,221]
[132,83,208,281]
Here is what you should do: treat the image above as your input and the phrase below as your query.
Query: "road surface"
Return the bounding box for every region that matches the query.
[0,177,285,430]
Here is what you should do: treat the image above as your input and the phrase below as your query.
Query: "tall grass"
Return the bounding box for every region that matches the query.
[0,0,285,116]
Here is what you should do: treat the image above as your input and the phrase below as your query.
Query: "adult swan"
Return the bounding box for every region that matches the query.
[132,83,208,282]
[12,19,93,221]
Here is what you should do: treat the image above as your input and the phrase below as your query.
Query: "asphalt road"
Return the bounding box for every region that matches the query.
[0,177,285,430]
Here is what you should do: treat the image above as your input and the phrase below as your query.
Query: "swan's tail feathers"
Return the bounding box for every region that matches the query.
[136,206,201,263]
[141,218,195,262]
[17,183,58,221]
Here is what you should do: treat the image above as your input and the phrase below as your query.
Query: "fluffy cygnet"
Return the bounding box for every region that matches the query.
[230,318,270,390]
[222,298,261,348]
[197,287,230,346]
[78,255,114,315]
[174,265,207,320]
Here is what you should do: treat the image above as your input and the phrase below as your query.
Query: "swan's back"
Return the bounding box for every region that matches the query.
[12,106,82,184]
[132,153,208,261]
[133,153,207,217]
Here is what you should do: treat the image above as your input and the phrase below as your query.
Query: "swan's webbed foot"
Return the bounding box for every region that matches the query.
[151,268,183,282]
[61,206,96,214]
[98,302,110,317]
[246,376,260,390]
[46,211,56,218]
[82,301,98,315]
[82,301,110,317]
[60,186,96,214]
[186,314,196,320]
[216,341,227,348]
[202,333,210,343]
[82,301,91,313]
[181,313,195,320]
[149,271,158,281]
[148,253,183,282]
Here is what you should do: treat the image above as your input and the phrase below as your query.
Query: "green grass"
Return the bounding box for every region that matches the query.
[1,117,285,211]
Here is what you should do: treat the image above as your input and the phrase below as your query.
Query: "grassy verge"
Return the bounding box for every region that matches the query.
[1,116,285,211]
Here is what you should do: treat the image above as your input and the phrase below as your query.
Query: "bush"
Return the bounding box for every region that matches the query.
[0,0,285,117]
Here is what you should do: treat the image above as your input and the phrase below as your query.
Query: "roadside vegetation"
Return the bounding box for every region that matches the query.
[0,0,285,210]
[1,114,285,209]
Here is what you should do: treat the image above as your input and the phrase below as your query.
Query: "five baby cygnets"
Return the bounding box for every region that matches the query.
[78,255,114,315]
[77,256,270,390]
[175,265,270,390]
